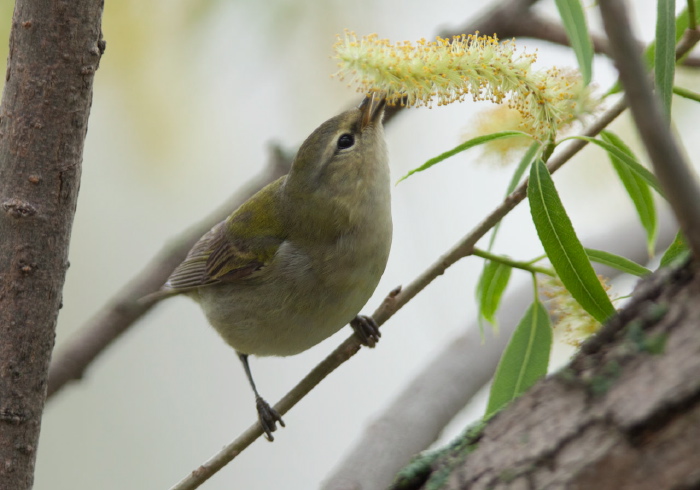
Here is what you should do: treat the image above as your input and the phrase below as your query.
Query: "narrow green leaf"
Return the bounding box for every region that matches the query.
[477,261,513,327]
[485,300,552,417]
[506,142,540,196]
[564,136,665,197]
[554,0,594,85]
[479,143,540,334]
[487,142,541,251]
[607,0,699,96]
[528,160,616,323]
[647,0,699,66]
[600,131,657,255]
[659,231,690,268]
[585,248,652,277]
[656,0,676,121]
[673,85,700,102]
[397,131,533,183]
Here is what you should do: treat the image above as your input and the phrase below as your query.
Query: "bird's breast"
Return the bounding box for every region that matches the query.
[198,194,391,357]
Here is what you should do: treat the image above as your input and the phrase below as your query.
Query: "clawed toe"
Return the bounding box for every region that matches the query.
[350,315,381,348]
[256,396,285,442]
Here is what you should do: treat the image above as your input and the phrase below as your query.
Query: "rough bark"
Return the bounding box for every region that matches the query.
[322,213,677,490]
[393,261,700,490]
[0,1,104,488]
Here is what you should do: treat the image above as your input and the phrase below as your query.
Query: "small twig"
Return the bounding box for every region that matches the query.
[442,6,700,68]
[472,248,556,276]
[600,2,700,258]
[673,85,700,102]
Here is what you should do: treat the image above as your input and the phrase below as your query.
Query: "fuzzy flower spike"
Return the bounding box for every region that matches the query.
[334,31,597,142]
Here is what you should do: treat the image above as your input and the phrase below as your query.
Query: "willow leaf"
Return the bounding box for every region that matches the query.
[565,136,664,197]
[600,131,657,255]
[656,0,676,121]
[555,0,594,85]
[585,248,651,277]
[477,261,513,327]
[528,159,616,323]
[486,300,552,417]
[398,131,533,183]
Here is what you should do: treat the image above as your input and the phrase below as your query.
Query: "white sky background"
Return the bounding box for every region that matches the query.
[29,0,699,489]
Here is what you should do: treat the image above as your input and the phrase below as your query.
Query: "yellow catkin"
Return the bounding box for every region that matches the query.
[333,31,598,142]
[465,105,534,163]
[539,275,613,347]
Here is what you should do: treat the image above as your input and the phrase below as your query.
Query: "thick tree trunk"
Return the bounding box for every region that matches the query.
[394,261,700,490]
[0,1,104,488]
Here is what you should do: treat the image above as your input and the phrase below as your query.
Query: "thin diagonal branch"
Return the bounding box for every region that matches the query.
[168,87,629,490]
[443,7,700,68]
[171,21,700,488]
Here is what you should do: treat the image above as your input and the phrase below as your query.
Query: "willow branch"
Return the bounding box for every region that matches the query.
[171,24,700,486]
[168,78,632,490]
[443,6,700,67]
[472,248,556,276]
[167,17,629,490]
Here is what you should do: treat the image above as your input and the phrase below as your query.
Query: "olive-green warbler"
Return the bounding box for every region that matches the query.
[152,93,392,440]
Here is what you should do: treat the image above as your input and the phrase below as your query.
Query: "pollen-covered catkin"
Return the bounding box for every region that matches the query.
[333,31,598,141]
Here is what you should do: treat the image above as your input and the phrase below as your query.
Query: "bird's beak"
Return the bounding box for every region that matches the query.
[359,92,387,130]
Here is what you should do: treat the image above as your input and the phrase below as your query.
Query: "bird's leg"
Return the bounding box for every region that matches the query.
[237,352,285,441]
[350,315,381,348]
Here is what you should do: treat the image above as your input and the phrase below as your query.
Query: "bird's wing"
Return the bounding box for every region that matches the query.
[164,178,287,293]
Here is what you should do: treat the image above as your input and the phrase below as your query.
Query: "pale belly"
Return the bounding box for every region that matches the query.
[194,231,391,357]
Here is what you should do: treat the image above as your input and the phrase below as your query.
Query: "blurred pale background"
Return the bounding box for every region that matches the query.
[0,0,693,488]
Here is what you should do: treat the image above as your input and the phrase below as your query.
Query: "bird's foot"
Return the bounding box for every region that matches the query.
[256,396,285,442]
[350,315,381,348]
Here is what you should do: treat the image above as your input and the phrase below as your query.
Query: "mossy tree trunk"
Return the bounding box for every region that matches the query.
[394,262,700,490]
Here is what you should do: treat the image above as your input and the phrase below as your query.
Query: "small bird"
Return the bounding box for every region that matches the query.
[150,93,392,440]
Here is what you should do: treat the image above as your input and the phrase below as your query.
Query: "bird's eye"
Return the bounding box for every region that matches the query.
[337,133,355,149]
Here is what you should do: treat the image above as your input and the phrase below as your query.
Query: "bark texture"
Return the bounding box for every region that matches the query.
[0,1,104,488]
[394,262,700,490]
